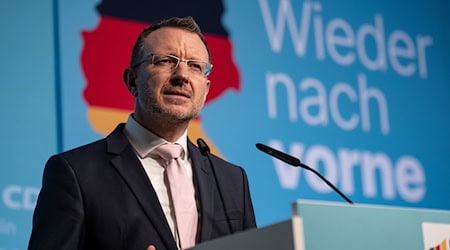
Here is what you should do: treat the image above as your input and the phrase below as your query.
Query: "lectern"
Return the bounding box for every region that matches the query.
[189,200,450,250]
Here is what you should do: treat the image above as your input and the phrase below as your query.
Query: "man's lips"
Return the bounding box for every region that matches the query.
[163,89,191,99]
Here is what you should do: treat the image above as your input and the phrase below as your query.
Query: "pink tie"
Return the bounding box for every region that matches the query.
[154,143,198,249]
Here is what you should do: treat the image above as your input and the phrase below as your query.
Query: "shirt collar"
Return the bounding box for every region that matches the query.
[124,115,188,160]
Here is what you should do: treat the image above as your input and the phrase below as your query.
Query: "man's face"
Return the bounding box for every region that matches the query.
[134,27,210,124]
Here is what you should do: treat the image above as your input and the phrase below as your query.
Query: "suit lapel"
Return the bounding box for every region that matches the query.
[106,124,177,249]
[188,140,215,242]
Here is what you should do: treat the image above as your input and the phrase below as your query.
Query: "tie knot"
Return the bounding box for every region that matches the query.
[153,143,184,161]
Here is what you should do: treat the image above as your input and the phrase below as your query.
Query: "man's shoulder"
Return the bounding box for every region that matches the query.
[208,153,239,168]
[187,138,246,175]
[48,124,125,164]
[205,153,246,178]
[63,137,107,154]
[51,137,109,165]
[56,123,127,158]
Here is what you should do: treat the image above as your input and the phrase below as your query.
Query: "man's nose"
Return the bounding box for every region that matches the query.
[171,63,190,85]
[172,60,190,75]
[176,60,189,69]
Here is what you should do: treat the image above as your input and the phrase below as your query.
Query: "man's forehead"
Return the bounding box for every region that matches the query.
[143,28,208,57]
[144,27,200,45]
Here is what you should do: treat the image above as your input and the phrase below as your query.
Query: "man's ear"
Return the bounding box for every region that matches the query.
[123,68,138,96]
[203,79,211,103]
[205,79,211,94]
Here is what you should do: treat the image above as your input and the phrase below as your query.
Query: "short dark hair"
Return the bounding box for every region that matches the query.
[129,16,211,68]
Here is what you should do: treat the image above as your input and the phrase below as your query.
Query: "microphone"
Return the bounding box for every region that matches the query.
[197,138,211,156]
[197,138,234,233]
[256,143,354,204]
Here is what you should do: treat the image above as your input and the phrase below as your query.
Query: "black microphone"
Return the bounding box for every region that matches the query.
[197,138,211,156]
[256,143,354,204]
[197,138,234,233]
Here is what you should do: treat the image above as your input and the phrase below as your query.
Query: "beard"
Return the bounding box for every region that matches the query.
[137,82,204,124]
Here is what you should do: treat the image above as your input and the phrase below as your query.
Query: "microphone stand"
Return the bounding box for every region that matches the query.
[197,138,234,233]
[256,143,354,205]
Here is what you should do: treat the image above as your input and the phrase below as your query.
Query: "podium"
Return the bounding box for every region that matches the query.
[190,200,450,250]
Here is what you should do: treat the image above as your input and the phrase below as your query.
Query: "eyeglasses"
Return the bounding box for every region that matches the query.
[132,53,213,77]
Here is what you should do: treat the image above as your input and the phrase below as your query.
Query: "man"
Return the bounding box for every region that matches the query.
[29,16,256,249]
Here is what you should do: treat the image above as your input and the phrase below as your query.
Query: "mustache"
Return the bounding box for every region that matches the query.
[162,86,192,98]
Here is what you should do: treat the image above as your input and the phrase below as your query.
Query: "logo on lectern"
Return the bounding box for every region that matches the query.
[422,222,450,250]
[428,238,449,250]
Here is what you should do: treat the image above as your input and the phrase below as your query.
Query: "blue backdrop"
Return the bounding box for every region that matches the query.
[1,0,449,249]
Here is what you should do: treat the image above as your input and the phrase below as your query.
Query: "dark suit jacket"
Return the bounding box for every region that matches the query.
[29,124,256,250]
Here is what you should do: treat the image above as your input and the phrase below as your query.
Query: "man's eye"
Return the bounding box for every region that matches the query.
[154,57,176,65]
[189,62,204,71]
